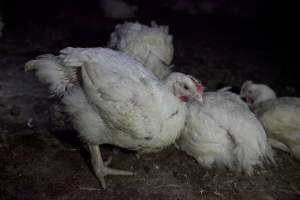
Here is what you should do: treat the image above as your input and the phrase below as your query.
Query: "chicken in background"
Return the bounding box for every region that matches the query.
[177,88,274,175]
[108,21,174,79]
[99,0,138,19]
[240,80,300,161]
[240,80,276,106]
[0,16,4,38]
[25,47,204,188]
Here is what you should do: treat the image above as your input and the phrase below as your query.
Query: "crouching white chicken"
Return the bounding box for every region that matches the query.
[108,21,174,79]
[25,47,204,188]
[177,89,274,175]
[0,16,4,38]
[240,80,300,161]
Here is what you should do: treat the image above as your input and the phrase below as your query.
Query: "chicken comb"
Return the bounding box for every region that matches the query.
[195,82,204,94]
[188,76,204,94]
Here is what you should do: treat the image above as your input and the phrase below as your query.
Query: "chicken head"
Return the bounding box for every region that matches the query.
[166,72,204,104]
[240,80,276,106]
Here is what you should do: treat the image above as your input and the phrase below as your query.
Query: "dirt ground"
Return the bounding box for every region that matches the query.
[0,15,299,200]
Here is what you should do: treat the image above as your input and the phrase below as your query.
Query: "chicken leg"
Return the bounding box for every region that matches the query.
[88,144,134,188]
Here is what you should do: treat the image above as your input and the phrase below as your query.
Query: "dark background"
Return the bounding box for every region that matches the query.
[0,0,294,90]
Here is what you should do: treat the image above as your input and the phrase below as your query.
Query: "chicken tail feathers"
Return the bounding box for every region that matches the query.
[25,54,78,96]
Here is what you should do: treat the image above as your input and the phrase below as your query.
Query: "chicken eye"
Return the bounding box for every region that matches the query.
[183,84,189,90]
[247,90,252,94]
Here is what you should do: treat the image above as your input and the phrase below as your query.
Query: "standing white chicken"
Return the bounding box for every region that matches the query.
[240,80,300,161]
[0,16,4,38]
[108,21,174,79]
[25,47,204,188]
[177,89,274,175]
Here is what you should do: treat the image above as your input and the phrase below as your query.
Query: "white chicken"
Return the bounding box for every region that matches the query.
[0,16,4,38]
[177,89,274,175]
[25,47,204,188]
[108,21,174,79]
[99,0,138,19]
[240,80,276,106]
[240,80,300,161]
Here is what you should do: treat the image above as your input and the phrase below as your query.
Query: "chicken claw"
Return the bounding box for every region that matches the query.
[88,144,134,189]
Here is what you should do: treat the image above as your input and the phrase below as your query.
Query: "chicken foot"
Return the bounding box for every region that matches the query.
[88,144,134,189]
[268,138,290,153]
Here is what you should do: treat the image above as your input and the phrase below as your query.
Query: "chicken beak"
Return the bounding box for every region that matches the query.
[195,94,203,104]
[245,97,253,105]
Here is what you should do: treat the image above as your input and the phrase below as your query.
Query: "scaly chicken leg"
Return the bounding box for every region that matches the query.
[88,144,134,188]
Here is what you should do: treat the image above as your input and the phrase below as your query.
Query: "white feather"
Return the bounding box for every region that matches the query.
[240,81,300,160]
[253,97,300,161]
[25,54,78,96]
[25,44,207,188]
[240,80,276,105]
[177,90,274,174]
[108,21,174,79]
[26,47,205,154]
